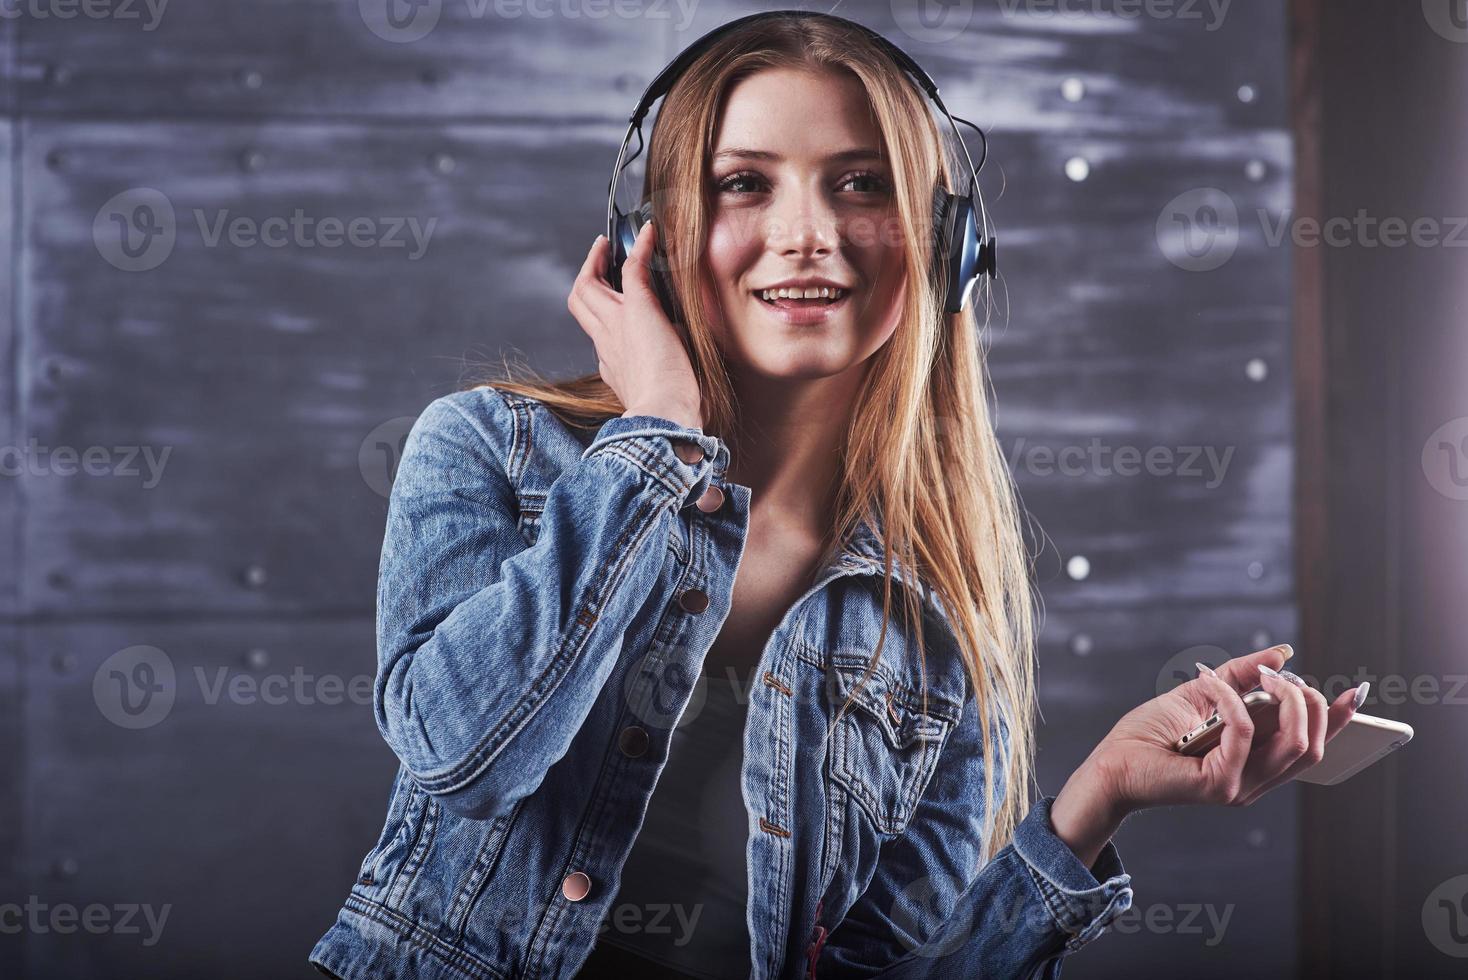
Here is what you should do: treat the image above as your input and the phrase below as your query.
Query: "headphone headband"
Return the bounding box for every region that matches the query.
[627,9,942,127]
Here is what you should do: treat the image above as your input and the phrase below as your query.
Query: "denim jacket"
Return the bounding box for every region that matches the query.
[309,385,1134,980]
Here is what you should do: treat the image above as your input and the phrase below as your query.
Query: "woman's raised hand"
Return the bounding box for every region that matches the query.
[566,220,704,430]
[1051,645,1366,867]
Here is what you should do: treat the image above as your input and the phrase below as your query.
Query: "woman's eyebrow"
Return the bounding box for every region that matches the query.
[712,147,885,164]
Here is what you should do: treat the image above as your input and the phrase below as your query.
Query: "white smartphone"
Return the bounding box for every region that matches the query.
[1173,689,1414,785]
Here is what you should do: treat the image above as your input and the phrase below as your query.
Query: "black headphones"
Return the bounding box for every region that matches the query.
[604,8,997,319]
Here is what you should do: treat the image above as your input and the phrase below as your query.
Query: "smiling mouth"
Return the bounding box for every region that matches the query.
[754,287,851,309]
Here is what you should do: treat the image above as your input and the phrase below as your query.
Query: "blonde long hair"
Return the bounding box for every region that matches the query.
[474,14,1038,865]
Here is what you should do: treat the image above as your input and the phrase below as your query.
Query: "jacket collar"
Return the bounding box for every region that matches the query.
[829,509,930,597]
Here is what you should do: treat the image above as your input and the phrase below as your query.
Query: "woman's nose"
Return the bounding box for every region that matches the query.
[765,193,837,258]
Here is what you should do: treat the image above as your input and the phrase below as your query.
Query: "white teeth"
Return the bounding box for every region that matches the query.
[759,286,847,302]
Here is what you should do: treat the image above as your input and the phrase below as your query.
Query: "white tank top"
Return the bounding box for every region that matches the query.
[597,669,751,979]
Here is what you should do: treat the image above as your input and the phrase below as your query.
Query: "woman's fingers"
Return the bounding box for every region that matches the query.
[620,219,655,295]
[572,235,635,345]
[1237,680,1365,804]
[1194,671,1256,804]
[1235,669,1313,803]
[575,235,610,293]
[1238,675,1328,805]
[1215,645,1292,694]
[1323,683,1365,741]
[1176,645,1291,721]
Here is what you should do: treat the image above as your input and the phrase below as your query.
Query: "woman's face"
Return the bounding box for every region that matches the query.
[700,66,908,382]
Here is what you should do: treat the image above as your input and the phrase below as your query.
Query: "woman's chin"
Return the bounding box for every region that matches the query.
[726,348,859,382]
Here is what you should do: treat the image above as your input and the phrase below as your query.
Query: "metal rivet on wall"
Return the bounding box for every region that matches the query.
[244,648,270,671]
[43,63,72,87]
[1245,357,1268,382]
[52,857,79,879]
[242,564,268,589]
[1069,632,1094,657]
[1066,555,1091,581]
[430,152,456,176]
[1236,84,1257,104]
[1245,159,1267,182]
[1060,77,1086,103]
[239,148,266,173]
[237,68,264,91]
[1247,561,1265,581]
[1064,156,1090,182]
[51,652,76,675]
[1251,629,1272,651]
[1246,827,1268,849]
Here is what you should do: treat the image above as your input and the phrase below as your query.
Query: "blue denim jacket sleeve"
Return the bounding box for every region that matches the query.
[818,684,1133,979]
[373,392,725,821]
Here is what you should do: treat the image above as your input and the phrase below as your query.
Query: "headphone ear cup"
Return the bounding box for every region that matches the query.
[933,187,970,314]
[611,200,679,323]
[609,200,654,293]
[931,186,952,249]
[931,186,954,296]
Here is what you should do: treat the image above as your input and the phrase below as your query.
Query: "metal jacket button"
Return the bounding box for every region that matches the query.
[679,588,710,614]
[562,871,592,902]
[695,485,725,513]
[672,440,705,465]
[618,725,650,757]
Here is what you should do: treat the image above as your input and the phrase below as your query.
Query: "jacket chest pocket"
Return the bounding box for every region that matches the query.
[825,662,959,836]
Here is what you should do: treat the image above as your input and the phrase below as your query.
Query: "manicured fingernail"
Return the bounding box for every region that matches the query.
[1278,669,1309,689]
[1351,681,1370,711]
[1195,662,1218,678]
[1276,644,1294,660]
[1258,664,1279,677]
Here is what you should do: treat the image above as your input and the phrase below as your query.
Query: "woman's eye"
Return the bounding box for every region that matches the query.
[716,172,767,195]
[839,171,889,194]
[713,170,890,197]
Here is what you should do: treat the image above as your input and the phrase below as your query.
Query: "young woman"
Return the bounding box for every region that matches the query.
[309,13,1367,980]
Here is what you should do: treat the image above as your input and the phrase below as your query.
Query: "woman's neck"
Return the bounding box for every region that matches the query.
[724,369,865,536]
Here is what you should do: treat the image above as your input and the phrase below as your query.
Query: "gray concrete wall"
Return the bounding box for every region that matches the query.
[0,2,1299,976]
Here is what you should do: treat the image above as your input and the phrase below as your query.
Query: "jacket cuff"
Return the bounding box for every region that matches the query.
[1011,795,1134,954]
[582,414,729,503]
